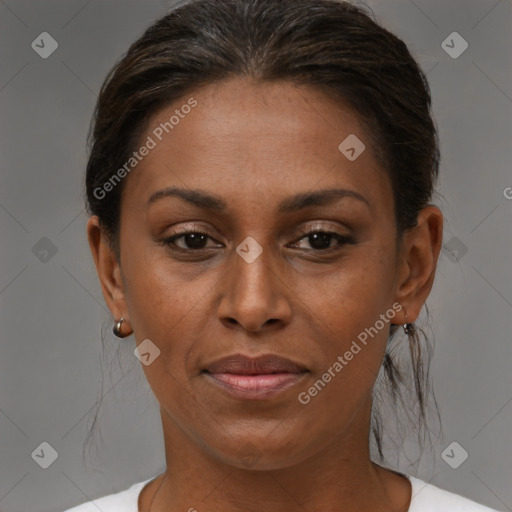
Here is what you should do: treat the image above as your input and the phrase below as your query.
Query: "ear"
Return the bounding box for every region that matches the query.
[86,216,130,326]
[394,205,443,324]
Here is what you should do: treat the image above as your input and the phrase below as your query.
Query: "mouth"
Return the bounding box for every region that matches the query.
[201,354,309,400]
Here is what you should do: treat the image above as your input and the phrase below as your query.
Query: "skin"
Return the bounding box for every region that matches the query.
[87,77,443,512]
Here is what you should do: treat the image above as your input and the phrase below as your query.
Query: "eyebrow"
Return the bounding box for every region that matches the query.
[146,186,370,213]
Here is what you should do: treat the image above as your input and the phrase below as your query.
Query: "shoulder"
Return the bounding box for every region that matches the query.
[407,474,503,512]
[61,477,155,512]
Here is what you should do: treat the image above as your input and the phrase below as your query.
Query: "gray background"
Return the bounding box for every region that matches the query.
[0,0,511,511]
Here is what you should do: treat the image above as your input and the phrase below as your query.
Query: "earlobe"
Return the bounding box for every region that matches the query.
[394,205,444,324]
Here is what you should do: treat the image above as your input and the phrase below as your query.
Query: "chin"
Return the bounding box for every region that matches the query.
[208,431,312,471]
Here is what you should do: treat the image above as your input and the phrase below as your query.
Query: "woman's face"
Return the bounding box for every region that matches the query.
[89,77,441,470]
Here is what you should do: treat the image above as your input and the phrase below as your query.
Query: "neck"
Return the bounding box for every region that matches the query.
[144,397,411,512]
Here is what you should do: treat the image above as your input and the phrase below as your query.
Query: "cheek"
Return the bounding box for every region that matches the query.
[307,245,396,329]
[295,268,395,434]
[122,257,210,406]
[126,268,210,353]
[299,242,397,386]
[120,232,200,329]
[121,250,226,382]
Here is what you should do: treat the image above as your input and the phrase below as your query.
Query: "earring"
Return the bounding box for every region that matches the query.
[113,317,126,338]
[403,311,415,335]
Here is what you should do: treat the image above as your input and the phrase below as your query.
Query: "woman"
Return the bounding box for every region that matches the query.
[63,0,502,510]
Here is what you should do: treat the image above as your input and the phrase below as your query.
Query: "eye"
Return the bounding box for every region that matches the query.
[291,229,353,251]
[161,231,222,251]
[160,227,354,253]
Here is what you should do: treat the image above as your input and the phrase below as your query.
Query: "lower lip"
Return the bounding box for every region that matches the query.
[204,372,307,400]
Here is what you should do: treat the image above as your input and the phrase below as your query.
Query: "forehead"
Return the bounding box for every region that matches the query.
[121,77,392,217]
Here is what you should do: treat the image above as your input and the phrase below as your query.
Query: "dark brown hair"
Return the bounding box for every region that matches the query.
[84,0,441,466]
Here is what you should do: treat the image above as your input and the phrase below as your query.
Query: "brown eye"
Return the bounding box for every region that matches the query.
[292,230,353,251]
[162,231,222,250]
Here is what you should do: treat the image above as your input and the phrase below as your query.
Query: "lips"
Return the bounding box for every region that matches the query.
[205,354,306,374]
[203,354,308,400]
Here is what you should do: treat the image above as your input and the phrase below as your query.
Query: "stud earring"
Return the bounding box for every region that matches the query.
[403,312,415,335]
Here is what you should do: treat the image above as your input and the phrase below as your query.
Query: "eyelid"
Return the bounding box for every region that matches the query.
[163,222,349,240]
[296,222,348,234]
[294,221,354,240]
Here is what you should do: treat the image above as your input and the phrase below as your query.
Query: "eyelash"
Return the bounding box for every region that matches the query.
[160,227,353,253]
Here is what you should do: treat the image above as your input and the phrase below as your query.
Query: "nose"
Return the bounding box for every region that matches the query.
[216,243,292,333]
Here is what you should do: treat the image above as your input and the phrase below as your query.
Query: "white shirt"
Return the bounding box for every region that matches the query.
[62,473,503,511]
